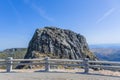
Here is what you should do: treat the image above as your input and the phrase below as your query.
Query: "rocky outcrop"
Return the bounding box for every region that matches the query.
[24,27,96,60]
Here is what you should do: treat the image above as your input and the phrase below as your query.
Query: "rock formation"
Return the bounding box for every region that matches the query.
[24,27,96,60]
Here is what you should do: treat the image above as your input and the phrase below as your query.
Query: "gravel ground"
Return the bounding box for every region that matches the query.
[0,69,120,80]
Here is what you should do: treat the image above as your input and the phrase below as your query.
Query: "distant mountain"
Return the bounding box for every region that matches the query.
[0,48,27,59]
[1,43,120,62]
[90,44,120,49]
[90,44,120,61]
[2,48,27,53]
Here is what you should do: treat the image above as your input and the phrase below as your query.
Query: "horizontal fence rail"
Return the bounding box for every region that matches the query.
[0,57,120,73]
[89,61,120,65]
[13,58,45,61]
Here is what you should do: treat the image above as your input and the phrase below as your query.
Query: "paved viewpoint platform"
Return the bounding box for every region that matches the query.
[0,72,120,80]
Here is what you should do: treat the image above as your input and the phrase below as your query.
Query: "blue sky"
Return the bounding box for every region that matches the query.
[0,0,120,50]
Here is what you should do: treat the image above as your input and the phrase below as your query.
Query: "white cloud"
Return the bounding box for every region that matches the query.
[23,0,30,4]
[31,3,54,22]
[7,0,23,23]
[96,8,115,24]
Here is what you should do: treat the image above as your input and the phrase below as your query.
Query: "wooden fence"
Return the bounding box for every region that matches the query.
[0,57,120,73]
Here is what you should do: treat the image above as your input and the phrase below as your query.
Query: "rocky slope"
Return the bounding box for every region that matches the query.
[24,27,96,60]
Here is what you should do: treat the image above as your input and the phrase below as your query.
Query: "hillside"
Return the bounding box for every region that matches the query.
[0,48,27,59]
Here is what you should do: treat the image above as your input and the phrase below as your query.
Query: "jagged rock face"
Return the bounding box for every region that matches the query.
[24,27,96,60]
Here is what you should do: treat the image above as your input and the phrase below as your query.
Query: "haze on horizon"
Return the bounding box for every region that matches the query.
[0,0,120,50]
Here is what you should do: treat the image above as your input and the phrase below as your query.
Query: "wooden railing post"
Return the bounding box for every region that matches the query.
[83,58,89,73]
[6,57,13,72]
[45,57,50,72]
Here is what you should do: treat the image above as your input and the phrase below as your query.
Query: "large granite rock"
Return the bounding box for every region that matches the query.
[24,27,96,60]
